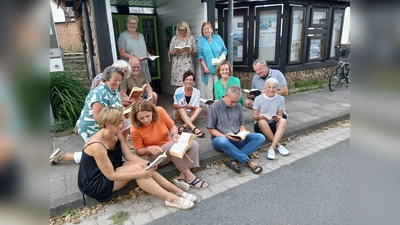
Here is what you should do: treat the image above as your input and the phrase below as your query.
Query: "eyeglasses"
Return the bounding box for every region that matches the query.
[179,29,186,32]
[127,22,137,25]
[131,66,140,69]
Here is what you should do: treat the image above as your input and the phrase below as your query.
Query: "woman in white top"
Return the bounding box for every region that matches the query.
[172,71,204,138]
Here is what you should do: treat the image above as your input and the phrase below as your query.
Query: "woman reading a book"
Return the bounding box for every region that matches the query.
[198,21,228,100]
[117,15,152,82]
[130,100,209,190]
[168,21,197,87]
[78,107,196,210]
[252,78,290,160]
[172,71,204,138]
[50,66,132,164]
[214,60,244,106]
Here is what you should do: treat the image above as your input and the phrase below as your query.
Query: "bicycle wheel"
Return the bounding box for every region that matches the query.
[329,65,343,91]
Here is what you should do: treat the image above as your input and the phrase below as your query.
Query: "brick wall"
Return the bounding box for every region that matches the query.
[234,66,335,89]
[55,22,82,53]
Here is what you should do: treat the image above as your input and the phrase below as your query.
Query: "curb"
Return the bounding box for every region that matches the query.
[50,112,350,217]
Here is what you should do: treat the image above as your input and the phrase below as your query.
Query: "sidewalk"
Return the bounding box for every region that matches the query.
[50,86,350,217]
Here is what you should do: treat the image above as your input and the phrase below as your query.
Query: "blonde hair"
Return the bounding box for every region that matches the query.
[98,107,123,128]
[176,21,191,37]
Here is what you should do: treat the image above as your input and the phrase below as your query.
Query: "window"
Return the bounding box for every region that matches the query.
[255,6,281,64]
[223,8,248,64]
[289,8,305,64]
[308,36,325,61]
[311,8,328,27]
[329,11,344,58]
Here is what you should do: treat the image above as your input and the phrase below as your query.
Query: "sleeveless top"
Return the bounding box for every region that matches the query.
[77,140,124,202]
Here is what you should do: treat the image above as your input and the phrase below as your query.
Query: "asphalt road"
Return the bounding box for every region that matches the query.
[148,138,350,225]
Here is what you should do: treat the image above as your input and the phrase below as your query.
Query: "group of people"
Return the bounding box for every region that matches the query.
[49,19,292,210]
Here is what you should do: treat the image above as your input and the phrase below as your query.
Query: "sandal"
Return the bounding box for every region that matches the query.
[247,159,263,174]
[192,127,205,138]
[225,159,241,173]
[50,148,64,165]
[187,177,208,189]
[178,125,187,134]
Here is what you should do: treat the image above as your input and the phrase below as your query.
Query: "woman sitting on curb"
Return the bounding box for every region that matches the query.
[172,70,204,137]
[78,107,197,210]
[130,99,209,190]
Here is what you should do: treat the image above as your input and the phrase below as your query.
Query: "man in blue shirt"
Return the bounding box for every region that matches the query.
[244,59,288,109]
[207,86,265,174]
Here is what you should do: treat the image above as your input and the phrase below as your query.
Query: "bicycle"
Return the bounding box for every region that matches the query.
[329,45,350,91]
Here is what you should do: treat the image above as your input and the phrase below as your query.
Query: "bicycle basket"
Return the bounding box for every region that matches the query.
[335,47,350,59]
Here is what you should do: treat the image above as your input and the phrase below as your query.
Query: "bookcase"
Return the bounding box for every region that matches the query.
[112,14,161,81]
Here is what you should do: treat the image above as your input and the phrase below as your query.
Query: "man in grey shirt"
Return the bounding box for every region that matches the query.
[207,86,265,174]
[244,59,288,109]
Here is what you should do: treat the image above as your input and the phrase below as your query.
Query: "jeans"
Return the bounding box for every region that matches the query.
[211,133,265,164]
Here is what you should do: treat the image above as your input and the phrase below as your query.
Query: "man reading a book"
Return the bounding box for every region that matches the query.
[244,59,288,109]
[120,56,158,107]
[207,86,265,174]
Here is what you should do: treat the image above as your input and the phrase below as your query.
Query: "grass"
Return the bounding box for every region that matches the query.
[289,79,328,95]
[107,211,130,225]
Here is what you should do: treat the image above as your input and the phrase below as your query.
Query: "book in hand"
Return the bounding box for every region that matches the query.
[229,131,251,140]
[211,54,226,65]
[243,88,262,96]
[169,132,197,158]
[143,55,160,61]
[174,46,190,51]
[128,84,147,100]
[123,103,133,115]
[199,98,215,105]
[145,151,167,170]
[261,114,278,122]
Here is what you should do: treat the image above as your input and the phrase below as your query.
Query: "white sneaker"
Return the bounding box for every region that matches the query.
[165,197,194,210]
[267,147,275,160]
[182,192,197,202]
[276,145,290,156]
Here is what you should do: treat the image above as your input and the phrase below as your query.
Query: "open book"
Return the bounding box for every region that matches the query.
[174,46,190,51]
[143,55,160,61]
[128,84,147,100]
[170,132,197,158]
[145,151,167,170]
[229,131,250,140]
[261,114,278,122]
[211,54,226,66]
[243,88,262,97]
[199,98,215,105]
[123,103,133,115]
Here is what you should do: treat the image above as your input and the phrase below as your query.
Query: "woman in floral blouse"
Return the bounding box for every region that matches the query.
[168,21,197,87]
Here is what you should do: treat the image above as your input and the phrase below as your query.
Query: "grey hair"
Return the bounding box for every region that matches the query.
[264,77,279,89]
[225,85,242,98]
[101,66,124,82]
[253,59,268,67]
[126,15,139,23]
[112,60,131,78]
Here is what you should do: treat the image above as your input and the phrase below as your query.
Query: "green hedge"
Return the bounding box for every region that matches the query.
[50,68,89,131]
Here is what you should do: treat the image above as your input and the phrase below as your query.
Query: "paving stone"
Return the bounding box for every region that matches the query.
[208,181,228,194]
[130,211,153,225]
[148,205,170,220]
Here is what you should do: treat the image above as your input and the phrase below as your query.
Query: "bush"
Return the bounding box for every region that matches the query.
[50,68,89,131]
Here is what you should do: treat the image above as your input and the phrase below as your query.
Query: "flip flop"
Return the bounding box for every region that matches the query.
[225,159,241,173]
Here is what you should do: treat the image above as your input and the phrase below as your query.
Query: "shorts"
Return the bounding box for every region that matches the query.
[253,113,288,134]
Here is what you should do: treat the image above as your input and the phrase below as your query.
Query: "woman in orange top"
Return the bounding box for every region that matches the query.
[129,100,209,190]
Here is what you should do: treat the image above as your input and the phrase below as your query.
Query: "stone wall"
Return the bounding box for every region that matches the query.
[55,22,82,53]
[234,66,335,89]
